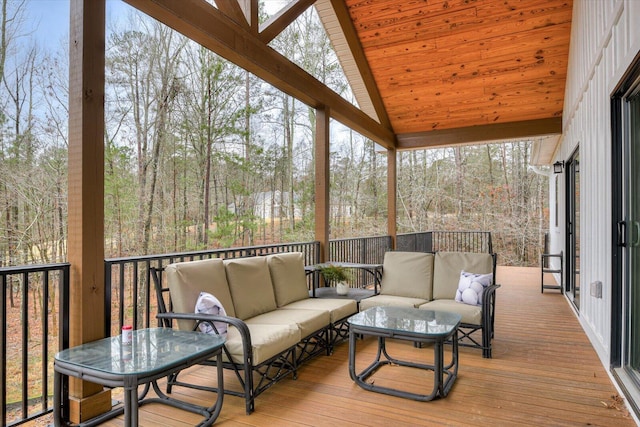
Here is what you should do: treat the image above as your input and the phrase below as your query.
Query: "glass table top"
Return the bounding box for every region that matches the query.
[55,328,225,376]
[348,306,461,337]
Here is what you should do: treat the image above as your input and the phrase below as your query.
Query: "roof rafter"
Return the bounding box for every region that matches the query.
[214,0,252,30]
[259,0,317,44]
[124,0,396,148]
[328,0,391,130]
[240,0,259,33]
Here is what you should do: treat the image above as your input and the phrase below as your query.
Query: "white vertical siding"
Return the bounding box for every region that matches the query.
[558,0,637,365]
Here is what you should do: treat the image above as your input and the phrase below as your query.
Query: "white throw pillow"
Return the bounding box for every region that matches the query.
[195,291,228,337]
[455,271,493,306]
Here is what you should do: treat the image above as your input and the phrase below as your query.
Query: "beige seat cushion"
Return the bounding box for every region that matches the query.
[223,323,300,365]
[359,294,429,311]
[166,258,235,331]
[267,252,310,307]
[432,252,494,300]
[281,298,357,323]
[224,257,278,320]
[245,308,329,339]
[379,251,434,300]
[419,299,482,325]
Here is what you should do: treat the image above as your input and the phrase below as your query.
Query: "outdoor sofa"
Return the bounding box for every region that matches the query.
[359,251,500,358]
[152,252,357,414]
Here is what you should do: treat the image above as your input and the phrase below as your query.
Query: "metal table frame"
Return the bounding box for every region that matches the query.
[305,262,383,301]
[348,307,460,401]
[53,328,225,427]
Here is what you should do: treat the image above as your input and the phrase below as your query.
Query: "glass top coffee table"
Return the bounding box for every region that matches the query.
[53,328,225,426]
[348,306,461,401]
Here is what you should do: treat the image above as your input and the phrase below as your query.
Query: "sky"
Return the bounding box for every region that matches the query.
[23,0,132,49]
[24,0,69,47]
[23,0,291,49]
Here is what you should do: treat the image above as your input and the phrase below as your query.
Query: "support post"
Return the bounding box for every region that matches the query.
[68,0,111,422]
[315,106,330,262]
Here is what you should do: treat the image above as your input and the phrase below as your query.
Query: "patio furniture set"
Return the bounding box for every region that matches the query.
[54,250,499,425]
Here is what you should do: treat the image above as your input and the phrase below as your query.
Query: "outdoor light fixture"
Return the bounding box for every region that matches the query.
[553,160,564,174]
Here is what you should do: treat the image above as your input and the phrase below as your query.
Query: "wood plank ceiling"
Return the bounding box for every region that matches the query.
[322,0,573,152]
[125,0,573,160]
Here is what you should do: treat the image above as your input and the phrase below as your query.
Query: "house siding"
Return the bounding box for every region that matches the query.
[557,0,640,406]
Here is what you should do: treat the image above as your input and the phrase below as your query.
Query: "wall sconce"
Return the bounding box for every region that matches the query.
[553,160,564,174]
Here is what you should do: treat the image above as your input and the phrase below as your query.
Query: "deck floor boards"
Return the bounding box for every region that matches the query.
[50,266,638,426]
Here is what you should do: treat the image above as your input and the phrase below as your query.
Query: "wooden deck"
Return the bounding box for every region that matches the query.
[61,267,637,426]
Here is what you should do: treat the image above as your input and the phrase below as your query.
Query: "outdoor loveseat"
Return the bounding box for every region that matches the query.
[359,251,500,358]
[152,252,357,414]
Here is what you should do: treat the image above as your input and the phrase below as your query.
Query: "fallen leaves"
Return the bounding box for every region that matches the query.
[601,394,630,417]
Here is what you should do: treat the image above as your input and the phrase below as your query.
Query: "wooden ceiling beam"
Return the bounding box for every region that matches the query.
[123,0,396,148]
[214,0,251,29]
[242,0,259,33]
[396,117,562,149]
[259,0,317,44]
[329,0,392,130]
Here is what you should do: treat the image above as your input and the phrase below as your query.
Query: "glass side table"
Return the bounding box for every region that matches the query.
[304,262,383,302]
[348,306,461,401]
[54,328,225,426]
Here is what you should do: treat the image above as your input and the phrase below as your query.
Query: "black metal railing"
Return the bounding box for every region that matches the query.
[1,263,70,427]
[397,231,433,252]
[430,231,492,253]
[329,235,392,264]
[104,241,320,337]
[3,230,491,425]
[329,235,392,288]
[104,231,491,333]
[397,231,492,253]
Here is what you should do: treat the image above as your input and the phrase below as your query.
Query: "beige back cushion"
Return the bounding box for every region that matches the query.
[432,252,494,300]
[267,252,310,307]
[380,252,434,300]
[165,258,235,331]
[224,256,278,320]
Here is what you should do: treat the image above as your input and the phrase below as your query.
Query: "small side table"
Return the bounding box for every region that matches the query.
[348,306,460,401]
[54,328,225,426]
[305,262,383,304]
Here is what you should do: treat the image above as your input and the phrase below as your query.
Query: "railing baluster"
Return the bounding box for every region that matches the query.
[42,272,50,413]
[21,272,28,419]
[119,263,125,331]
[133,262,139,330]
[145,260,152,329]
[104,262,112,339]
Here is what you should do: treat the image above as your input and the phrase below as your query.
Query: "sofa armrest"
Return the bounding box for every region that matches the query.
[157,312,253,365]
[481,284,500,312]
[158,311,246,333]
[482,283,500,303]
[481,283,500,332]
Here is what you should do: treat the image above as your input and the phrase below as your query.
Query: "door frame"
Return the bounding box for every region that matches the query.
[611,52,640,368]
[565,148,580,308]
[610,52,640,419]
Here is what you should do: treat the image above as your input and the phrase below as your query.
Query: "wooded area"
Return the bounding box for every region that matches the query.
[0,2,549,268]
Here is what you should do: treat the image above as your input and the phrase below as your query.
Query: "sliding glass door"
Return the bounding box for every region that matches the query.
[624,93,640,375]
[613,71,640,390]
[566,151,580,309]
